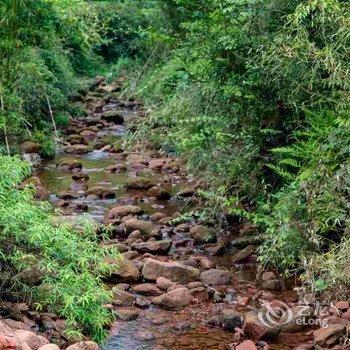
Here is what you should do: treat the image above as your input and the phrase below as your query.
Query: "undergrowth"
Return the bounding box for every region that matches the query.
[0,155,118,342]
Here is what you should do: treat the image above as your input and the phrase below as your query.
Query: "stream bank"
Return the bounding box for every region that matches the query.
[3,76,349,350]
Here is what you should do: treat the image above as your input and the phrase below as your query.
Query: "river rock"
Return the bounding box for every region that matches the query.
[38,344,60,350]
[124,219,156,238]
[132,283,162,296]
[20,176,49,200]
[80,129,96,140]
[106,205,143,220]
[65,341,99,350]
[200,269,232,285]
[190,287,210,301]
[22,153,42,168]
[132,240,172,255]
[150,212,166,222]
[66,134,85,144]
[177,187,195,197]
[232,245,255,263]
[20,142,41,154]
[142,258,200,284]
[57,159,82,171]
[126,177,155,190]
[190,225,214,244]
[313,324,345,346]
[58,191,78,200]
[65,144,89,155]
[152,288,193,310]
[220,309,243,331]
[101,111,124,124]
[243,309,280,339]
[236,340,257,350]
[2,319,31,332]
[113,289,135,307]
[106,164,127,173]
[106,258,140,282]
[14,330,49,350]
[115,308,139,321]
[198,257,214,270]
[86,186,115,199]
[260,271,281,291]
[156,277,174,290]
[280,305,313,332]
[147,186,171,200]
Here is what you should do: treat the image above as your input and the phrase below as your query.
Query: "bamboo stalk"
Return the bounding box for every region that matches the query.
[0,95,10,155]
[45,93,58,139]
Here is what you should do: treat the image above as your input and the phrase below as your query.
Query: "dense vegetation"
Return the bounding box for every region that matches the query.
[0,0,120,342]
[110,0,350,294]
[0,0,349,342]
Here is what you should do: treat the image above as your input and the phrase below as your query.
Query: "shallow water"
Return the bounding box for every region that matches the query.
[37,96,309,350]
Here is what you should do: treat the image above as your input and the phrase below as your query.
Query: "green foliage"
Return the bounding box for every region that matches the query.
[116,0,350,292]
[0,155,117,341]
[0,0,107,153]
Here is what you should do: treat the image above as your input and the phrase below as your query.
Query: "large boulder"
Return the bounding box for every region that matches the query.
[20,142,41,154]
[65,341,99,350]
[313,324,345,346]
[142,258,200,284]
[106,258,140,283]
[200,269,232,285]
[152,288,193,310]
[132,240,172,255]
[38,344,60,350]
[14,330,49,350]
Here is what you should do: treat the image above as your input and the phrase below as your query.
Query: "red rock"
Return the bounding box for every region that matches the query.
[243,310,280,339]
[14,330,49,350]
[65,341,99,350]
[132,240,172,255]
[334,301,350,311]
[152,288,193,310]
[232,245,255,263]
[200,269,232,285]
[132,283,162,296]
[236,340,257,350]
[313,324,345,346]
[142,258,200,284]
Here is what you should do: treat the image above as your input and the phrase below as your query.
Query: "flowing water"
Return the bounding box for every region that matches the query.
[35,85,313,350]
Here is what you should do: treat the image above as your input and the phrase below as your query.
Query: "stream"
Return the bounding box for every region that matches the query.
[35,78,315,350]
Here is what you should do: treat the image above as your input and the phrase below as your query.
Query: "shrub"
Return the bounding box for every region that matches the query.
[0,155,117,342]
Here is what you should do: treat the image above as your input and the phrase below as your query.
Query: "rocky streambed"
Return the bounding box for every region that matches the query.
[3,77,350,350]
